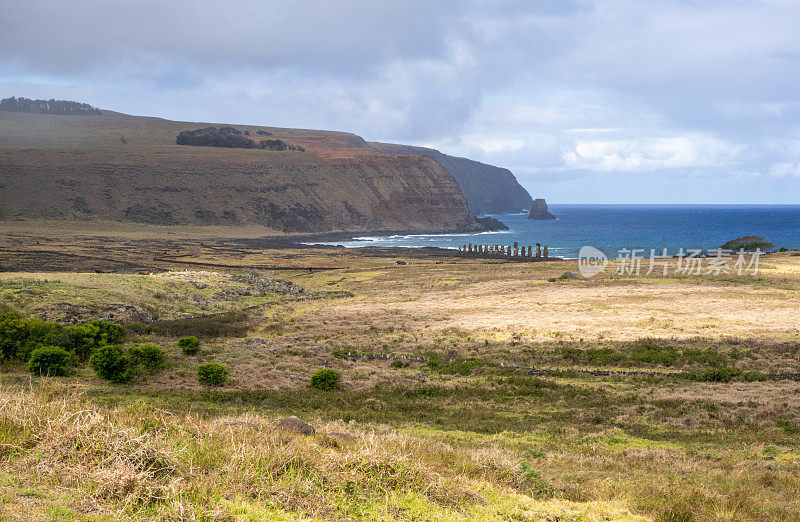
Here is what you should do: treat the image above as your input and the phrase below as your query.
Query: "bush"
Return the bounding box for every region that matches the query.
[0,314,121,363]
[197,363,228,386]
[129,344,165,372]
[27,346,71,376]
[178,336,200,355]
[19,320,66,361]
[310,369,340,391]
[89,345,130,382]
[176,127,255,148]
[0,96,101,115]
[721,235,775,252]
[65,320,123,360]
[85,320,124,344]
[690,367,741,383]
[0,313,30,361]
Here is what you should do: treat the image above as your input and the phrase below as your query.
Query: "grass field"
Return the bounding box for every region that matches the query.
[1,229,799,520]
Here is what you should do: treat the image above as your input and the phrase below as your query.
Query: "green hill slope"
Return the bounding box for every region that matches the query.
[0,109,495,234]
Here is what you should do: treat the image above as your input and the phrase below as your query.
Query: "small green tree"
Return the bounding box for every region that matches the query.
[310,369,340,391]
[89,345,129,382]
[27,346,71,376]
[178,336,200,355]
[129,344,166,372]
[0,313,30,361]
[197,363,228,386]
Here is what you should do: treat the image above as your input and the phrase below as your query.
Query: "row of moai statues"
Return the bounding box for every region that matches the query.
[457,241,548,258]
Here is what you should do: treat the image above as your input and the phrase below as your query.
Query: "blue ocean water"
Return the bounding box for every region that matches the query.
[314,205,800,259]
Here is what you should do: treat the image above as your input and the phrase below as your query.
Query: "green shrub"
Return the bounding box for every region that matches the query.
[27,346,71,376]
[197,363,228,386]
[721,235,775,252]
[310,369,340,391]
[427,357,491,376]
[89,345,130,382]
[0,313,30,361]
[19,320,66,361]
[65,320,123,360]
[178,336,200,355]
[85,320,124,344]
[690,367,741,383]
[391,359,404,369]
[129,344,166,373]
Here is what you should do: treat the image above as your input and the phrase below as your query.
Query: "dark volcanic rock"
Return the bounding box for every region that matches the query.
[325,432,357,445]
[275,416,315,436]
[32,302,154,324]
[528,198,556,220]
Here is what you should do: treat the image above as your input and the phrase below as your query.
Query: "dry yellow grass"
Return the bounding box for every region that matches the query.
[0,380,645,521]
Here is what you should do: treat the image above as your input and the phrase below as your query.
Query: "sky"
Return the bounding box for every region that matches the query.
[2,0,800,204]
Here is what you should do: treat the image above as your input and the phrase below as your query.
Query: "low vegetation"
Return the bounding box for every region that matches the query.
[721,235,776,251]
[310,368,340,390]
[27,345,71,376]
[176,126,305,151]
[178,335,200,355]
[197,362,229,386]
[2,238,800,519]
[0,96,101,115]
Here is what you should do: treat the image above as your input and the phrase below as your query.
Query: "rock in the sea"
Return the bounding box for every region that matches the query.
[275,416,315,436]
[527,198,556,220]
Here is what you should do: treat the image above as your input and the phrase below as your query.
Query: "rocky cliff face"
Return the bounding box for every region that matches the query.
[528,198,556,220]
[0,110,498,234]
[368,142,533,215]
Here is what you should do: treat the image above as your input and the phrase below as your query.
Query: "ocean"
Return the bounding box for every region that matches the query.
[312,205,800,259]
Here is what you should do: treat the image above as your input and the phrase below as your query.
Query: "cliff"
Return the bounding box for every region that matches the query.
[528,198,556,220]
[0,109,497,234]
[367,142,533,215]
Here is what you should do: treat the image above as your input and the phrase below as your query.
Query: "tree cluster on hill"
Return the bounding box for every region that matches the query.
[259,139,304,151]
[176,127,304,151]
[0,96,101,115]
[720,235,776,252]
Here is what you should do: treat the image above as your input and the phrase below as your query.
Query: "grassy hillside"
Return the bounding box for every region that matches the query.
[369,142,533,215]
[0,110,490,234]
[2,227,800,519]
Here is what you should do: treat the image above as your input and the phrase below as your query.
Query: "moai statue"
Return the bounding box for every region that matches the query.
[535,242,541,258]
[506,245,511,256]
[513,242,519,257]
[468,243,473,253]
[495,245,499,255]
[527,245,532,257]
[543,246,549,258]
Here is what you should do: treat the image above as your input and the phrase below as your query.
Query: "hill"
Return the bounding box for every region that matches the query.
[368,142,533,215]
[0,109,498,234]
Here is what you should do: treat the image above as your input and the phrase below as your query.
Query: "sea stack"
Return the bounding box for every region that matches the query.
[527,198,556,220]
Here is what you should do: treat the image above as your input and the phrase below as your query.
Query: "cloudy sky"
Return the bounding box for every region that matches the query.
[2,0,800,204]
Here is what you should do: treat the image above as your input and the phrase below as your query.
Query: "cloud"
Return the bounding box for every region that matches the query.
[768,162,800,178]
[562,135,742,173]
